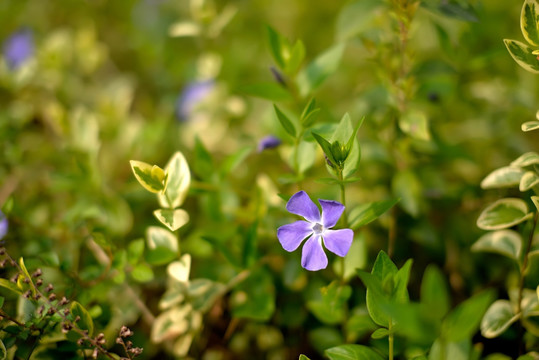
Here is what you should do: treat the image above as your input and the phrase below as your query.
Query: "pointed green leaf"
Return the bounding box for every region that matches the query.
[330,113,361,177]
[274,105,296,138]
[348,198,399,230]
[325,344,385,360]
[421,265,450,319]
[300,98,320,127]
[241,82,292,101]
[158,152,191,209]
[18,258,35,297]
[286,39,306,75]
[266,26,285,69]
[357,270,389,327]
[313,132,337,166]
[154,209,189,231]
[193,136,214,180]
[221,146,252,176]
[521,0,539,46]
[146,226,178,265]
[0,278,22,295]
[480,300,520,338]
[520,171,539,191]
[371,328,390,339]
[532,196,539,212]
[345,116,364,153]
[504,39,539,74]
[296,43,345,96]
[522,120,539,131]
[481,166,525,189]
[393,259,413,303]
[127,238,145,265]
[443,290,495,342]
[472,230,522,260]
[130,160,166,193]
[71,301,94,336]
[477,198,533,230]
[299,355,311,360]
[307,281,352,325]
[511,152,539,167]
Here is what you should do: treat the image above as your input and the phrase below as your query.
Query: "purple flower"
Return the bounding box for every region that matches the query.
[3,29,34,70]
[277,191,353,271]
[175,80,215,121]
[257,135,281,152]
[0,211,7,240]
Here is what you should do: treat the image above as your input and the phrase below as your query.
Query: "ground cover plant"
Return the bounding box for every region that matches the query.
[0,0,539,359]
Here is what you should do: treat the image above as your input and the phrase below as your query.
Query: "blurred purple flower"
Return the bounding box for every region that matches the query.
[257,135,281,152]
[0,211,8,240]
[277,191,353,271]
[175,80,215,121]
[3,29,34,70]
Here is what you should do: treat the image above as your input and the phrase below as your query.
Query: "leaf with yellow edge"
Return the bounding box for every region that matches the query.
[504,39,539,74]
[521,0,539,46]
[154,209,189,231]
[130,160,166,194]
[158,152,191,209]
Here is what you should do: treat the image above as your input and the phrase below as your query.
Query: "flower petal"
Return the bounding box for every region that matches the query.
[322,229,354,257]
[301,235,328,271]
[277,221,313,252]
[319,199,345,228]
[286,191,320,223]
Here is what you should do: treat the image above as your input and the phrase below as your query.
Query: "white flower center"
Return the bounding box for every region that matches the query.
[312,222,324,235]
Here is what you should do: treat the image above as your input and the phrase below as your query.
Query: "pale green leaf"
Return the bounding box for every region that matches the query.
[325,344,385,360]
[511,152,539,167]
[520,171,539,191]
[131,263,154,283]
[504,39,539,74]
[169,21,200,37]
[158,152,191,209]
[399,110,431,141]
[154,209,189,231]
[336,0,381,41]
[392,170,423,217]
[151,306,192,343]
[472,230,522,260]
[285,39,306,75]
[266,25,286,69]
[480,300,520,338]
[130,160,166,194]
[296,43,345,97]
[481,166,525,189]
[274,105,296,138]
[71,301,94,336]
[477,198,533,230]
[532,196,539,212]
[371,328,390,339]
[333,233,367,280]
[429,338,471,360]
[146,226,178,265]
[521,0,539,46]
[522,120,539,131]
[299,355,311,360]
[0,278,22,295]
[240,82,292,101]
[348,198,399,230]
[421,265,450,319]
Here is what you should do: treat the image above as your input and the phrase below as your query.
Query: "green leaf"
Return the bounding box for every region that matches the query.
[336,0,381,41]
[421,265,450,319]
[0,339,5,360]
[240,82,291,101]
[399,110,431,141]
[371,328,390,339]
[392,170,423,217]
[18,258,35,297]
[300,98,319,127]
[313,132,337,166]
[477,198,533,230]
[511,152,539,167]
[230,267,275,321]
[429,338,471,360]
[520,171,539,191]
[517,353,539,360]
[188,279,226,312]
[325,344,385,360]
[345,116,364,156]
[146,226,178,265]
[71,301,94,336]
[158,151,191,209]
[266,26,286,69]
[348,199,399,230]
[0,279,22,295]
[221,146,252,176]
[522,121,539,131]
[193,137,214,181]
[167,254,191,283]
[480,300,520,338]
[296,43,345,97]
[532,196,539,212]
[503,39,539,74]
[299,355,311,360]
[130,160,166,194]
[442,290,495,342]
[330,113,361,177]
[480,166,525,189]
[286,39,306,75]
[333,233,367,280]
[521,0,539,46]
[127,238,145,265]
[307,281,352,325]
[154,209,189,231]
[472,230,522,260]
[201,236,241,268]
[294,140,317,175]
[274,105,296,138]
[131,263,154,283]
[393,259,413,303]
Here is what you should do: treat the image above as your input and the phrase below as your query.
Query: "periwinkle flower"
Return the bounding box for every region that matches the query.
[175,80,215,121]
[277,191,353,271]
[257,135,281,152]
[0,211,8,240]
[3,29,34,70]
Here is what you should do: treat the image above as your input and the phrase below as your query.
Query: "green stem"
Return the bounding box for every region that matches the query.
[337,166,348,284]
[388,320,394,360]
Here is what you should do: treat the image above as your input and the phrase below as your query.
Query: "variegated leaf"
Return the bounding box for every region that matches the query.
[504,39,539,74]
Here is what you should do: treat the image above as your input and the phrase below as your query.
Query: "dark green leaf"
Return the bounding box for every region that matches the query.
[421,265,450,319]
[312,132,337,166]
[325,344,385,360]
[348,198,399,230]
[71,301,94,336]
[266,26,285,69]
[274,105,296,138]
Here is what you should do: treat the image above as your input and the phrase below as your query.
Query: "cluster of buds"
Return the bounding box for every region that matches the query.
[116,325,143,359]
